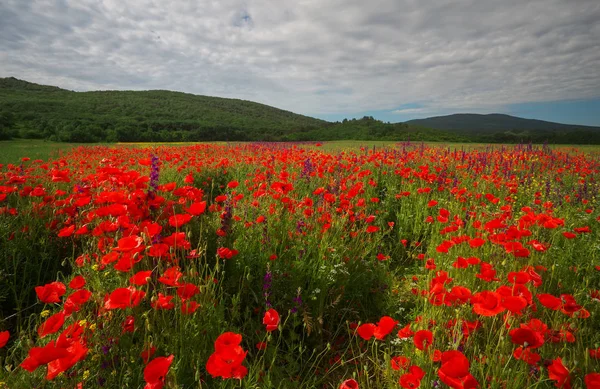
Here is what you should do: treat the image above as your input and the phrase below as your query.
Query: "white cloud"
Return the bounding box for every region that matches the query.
[391,108,428,115]
[1,0,599,118]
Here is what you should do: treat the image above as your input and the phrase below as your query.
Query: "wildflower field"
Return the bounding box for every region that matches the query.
[0,142,599,389]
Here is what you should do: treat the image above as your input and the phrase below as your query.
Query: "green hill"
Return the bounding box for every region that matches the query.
[0,77,330,142]
[407,113,600,144]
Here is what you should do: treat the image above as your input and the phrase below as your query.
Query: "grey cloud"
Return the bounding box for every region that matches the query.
[0,0,599,118]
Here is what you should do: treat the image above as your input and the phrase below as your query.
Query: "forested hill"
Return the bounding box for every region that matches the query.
[407,113,600,132]
[407,113,600,144]
[0,77,330,142]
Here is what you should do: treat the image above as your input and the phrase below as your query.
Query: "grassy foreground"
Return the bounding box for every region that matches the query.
[1,141,599,388]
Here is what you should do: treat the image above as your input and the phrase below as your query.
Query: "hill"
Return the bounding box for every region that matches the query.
[0,77,458,143]
[0,77,330,142]
[407,113,600,144]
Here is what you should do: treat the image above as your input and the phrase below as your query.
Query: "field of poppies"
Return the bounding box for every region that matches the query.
[0,142,599,389]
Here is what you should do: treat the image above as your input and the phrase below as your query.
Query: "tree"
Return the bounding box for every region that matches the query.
[0,111,15,140]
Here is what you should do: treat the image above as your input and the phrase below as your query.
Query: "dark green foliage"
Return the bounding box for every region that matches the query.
[0,77,327,143]
[0,111,17,140]
[408,113,600,144]
[287,116,469,142]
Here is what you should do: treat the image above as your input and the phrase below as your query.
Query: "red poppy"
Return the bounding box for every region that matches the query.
[152,293,175,310]
[340,379,359,389]
[168,213,192,228]
[68,276,86,289]
[21,335,87,380]
[123,316,135,333]
[471,291,505,316]
[35,282,67,304]
[158,267,183,286]
[144,355,174,389]
[413,330,433,351]
[513,346,541,365]
[468,238,485,248]
[509,327,544,349]
[159,182,176,192]
[439,350,470,378]
[507,272,530,284]
[130,270,153,286]
[46,341,88,380]
[64,289,92,313]
[187,201,207,216]
[104,287,146,310]
[438,372,479,389]
[207,332,248,380]
[38,311,66,338]
[502,295,528,315]
[547,358,571,389]
[537,294,562,310]
[399,365,425,389]
[452,257,469,269]
[560,294,586,317]
[366,225,379,233]
[263,308,280,332]
[57,225,75,237]
[585,373,600,389]
[357,323,376,340]
[574,226,591,234]
[115,235,144,252]
[449,286,472,305]
[217,247,238,259]
[0,331,9,348]
[398,324,414,339]
[181,301,200,315]
[177,283,200,301]
[214,332,243,356]
[475,263,499,282]
[215,195,228,202]
[425,258,437,270]
[148,243,170,258]
[391,356,411,371]
[374,316,399,340]
[21,341,70,372]
[206,351,248,379]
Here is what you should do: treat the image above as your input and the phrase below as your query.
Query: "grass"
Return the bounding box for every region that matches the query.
[0,139,103,166]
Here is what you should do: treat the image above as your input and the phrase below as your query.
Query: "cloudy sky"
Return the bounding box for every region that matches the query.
[1,0,600,125]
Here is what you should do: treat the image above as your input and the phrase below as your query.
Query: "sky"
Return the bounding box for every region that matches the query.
[1,0,599,126]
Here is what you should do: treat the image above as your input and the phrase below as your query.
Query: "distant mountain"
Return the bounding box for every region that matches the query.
[407,113,600,133]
